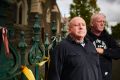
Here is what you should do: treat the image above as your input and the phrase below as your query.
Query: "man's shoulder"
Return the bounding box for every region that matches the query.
[59,38,71,46]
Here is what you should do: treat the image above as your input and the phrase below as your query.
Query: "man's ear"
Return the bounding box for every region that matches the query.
[68,28,70,33]
[90,22,93,27]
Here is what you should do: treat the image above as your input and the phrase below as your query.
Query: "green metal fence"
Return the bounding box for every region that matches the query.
[0,14,67,80]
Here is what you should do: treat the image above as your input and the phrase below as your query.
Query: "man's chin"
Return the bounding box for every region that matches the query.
[97,29,104,33]
[76,35,85,38]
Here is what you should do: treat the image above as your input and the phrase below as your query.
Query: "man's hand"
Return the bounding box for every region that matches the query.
[96,48,104,55]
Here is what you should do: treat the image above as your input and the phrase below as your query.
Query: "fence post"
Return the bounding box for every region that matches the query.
[28,14,44,80]
[44,33,50,80]
[18,31,27,80]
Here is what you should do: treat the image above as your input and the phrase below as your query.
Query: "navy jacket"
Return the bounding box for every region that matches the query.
[47,35,102,80]
[87,30,120,80]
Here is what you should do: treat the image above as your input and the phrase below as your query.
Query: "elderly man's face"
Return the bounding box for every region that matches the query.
[92,15,106,32]
[69,17,87,39]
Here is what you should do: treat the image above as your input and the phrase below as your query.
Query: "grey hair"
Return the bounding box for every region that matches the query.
[90,13,106,26]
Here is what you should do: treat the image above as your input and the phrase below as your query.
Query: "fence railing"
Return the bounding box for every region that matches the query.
[0,14,67,80]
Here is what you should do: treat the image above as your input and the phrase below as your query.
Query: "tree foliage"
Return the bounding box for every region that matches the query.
[69,0,100,25]
[111,23,120,40]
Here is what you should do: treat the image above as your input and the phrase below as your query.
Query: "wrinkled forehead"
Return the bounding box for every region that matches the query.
[69,17,86,25]
[92,14,106,21]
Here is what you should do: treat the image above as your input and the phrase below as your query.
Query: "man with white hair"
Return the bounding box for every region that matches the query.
[87,13,120,80]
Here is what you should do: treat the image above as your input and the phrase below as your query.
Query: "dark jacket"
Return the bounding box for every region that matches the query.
[0,29,2,51]
[47,35,102,80]
[87,30,120,80]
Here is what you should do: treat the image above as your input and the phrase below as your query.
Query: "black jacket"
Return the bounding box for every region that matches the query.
[47,35,102,80]
[87,30,120,80]
[0,29,2,51]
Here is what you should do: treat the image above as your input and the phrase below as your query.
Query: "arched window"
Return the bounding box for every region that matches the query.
[19,5,22,24]
[16,0,28,25]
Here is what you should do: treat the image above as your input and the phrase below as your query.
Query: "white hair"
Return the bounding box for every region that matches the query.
[90,13,106,26]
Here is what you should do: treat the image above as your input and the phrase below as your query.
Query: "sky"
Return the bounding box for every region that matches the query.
[97,0,120,26]
[57,0,73,17]
[57,0,120,26]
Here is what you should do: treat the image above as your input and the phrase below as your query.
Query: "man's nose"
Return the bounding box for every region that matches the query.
[78,24,83,28]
